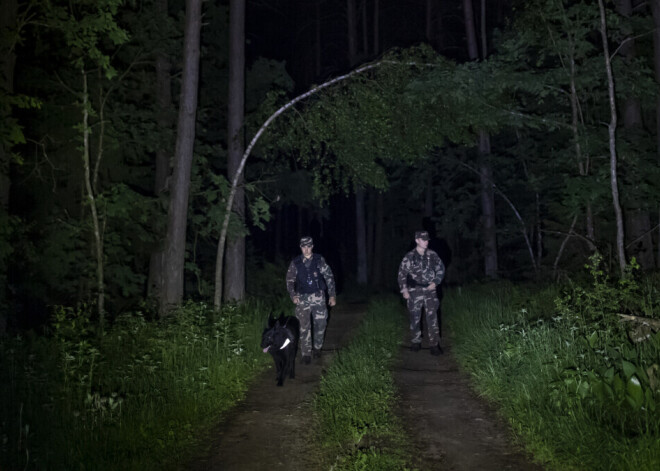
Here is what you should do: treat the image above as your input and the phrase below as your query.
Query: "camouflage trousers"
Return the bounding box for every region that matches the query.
[295,291,328,357]
[406,287,440,346]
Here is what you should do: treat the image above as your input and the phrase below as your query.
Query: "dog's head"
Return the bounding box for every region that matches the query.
[261,314,293,353]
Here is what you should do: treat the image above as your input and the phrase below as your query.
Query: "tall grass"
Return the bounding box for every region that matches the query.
[314,296,415,471]
[446,265,660,470]
[0,299,276,470]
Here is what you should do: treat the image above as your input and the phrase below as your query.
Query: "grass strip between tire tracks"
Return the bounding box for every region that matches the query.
[313,295,418,471]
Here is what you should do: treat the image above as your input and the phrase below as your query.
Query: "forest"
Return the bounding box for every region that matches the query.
[1,0,660,469]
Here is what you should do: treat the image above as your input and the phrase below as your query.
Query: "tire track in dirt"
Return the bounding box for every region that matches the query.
[187,302,367,471]
[188,301,544,470]
[393,319,545,471]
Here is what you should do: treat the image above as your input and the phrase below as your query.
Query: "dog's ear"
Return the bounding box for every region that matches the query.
[267,313,276,327]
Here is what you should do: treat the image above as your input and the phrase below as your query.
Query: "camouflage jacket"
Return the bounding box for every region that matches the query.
[397,248,445,292]
[286,254,336,299]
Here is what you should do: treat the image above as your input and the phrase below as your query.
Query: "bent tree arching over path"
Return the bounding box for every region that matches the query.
[214,51,529,309]
[214,58,404,310]
[189,302,542,470]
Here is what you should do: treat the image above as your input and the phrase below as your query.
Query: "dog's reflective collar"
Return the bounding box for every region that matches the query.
[279,338,291,349]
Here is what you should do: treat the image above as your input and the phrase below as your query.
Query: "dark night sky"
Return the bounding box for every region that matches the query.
[245,0,491,91]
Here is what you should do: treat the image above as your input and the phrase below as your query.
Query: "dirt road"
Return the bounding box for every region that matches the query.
[187,302,543,470]
[393,332,544,470]
[188,302,366,470]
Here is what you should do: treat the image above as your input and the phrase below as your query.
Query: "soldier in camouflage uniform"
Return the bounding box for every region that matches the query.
[397,231,445,355]
[286,236,337,364]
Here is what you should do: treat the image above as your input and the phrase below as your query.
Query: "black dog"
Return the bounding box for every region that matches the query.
[261,314,300,386]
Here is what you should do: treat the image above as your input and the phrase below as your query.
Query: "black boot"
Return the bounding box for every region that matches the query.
[430,344,443,356]
[410,343,421,352]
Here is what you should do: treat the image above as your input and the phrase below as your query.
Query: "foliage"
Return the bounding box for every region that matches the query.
[45,0,130,77]
[267,46,472,203]
[0,298,274,470]
[446,270,660,470]
[245,257,289,305]
[314,296,414,470]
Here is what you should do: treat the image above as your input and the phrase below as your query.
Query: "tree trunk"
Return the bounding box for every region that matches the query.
[148,0,173,301]
[651,0,660,268]
[424,1,444,51]
[347,0,358,65]
[464,0,498,278]
[81,70,105,326]
[355,187,367,284]
[424,171,433,218]
[373,0,379,56]
[536,192,542,267]
[616,0,654,270]
[425,0,433,44]
[480,0,487,58]
[478,132,498,277]
[315,1,322,77]
[346,0,367,284]
[0,0,17,209]
[462,0,479,60]
[361,0,368,56]
[160,0,203,314]
[567,43,597,252]
[0,0,17,334]
[366,190,375,273]
[554,214,578,280]
[626,209,654,268]
[598,0,626,274]
[223,0,246,303]
[370,191,384,286]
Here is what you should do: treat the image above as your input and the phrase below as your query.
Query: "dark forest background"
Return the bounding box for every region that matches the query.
[1,0,659,331]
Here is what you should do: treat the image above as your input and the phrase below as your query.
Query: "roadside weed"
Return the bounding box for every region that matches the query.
[314,296,415,470]
[0,299,273,470]
[446,265,660,470]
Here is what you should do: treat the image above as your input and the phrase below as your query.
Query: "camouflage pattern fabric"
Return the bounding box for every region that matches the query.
[294,291,328,356]
[397,248,445,346]
[406,287,440,345]
[286,254,336,357]
[397,248,445,289]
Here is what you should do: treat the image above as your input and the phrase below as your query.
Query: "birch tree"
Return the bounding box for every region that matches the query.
[598,0,626,274]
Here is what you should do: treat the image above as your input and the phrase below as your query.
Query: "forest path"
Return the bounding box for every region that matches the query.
[393,320,545,470]
[187,302,367,471]
[187,302,543,470]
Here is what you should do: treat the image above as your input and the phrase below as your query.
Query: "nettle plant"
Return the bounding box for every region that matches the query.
[552,253,660,425]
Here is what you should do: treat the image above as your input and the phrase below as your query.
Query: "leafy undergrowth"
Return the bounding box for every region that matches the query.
[0,299,276,470]
[446,256,660,471]
[314,296,416,471]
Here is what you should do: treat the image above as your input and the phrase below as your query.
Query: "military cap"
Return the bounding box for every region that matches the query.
[415,231,430,240]
[299,236,314,247]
